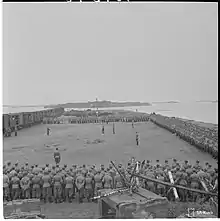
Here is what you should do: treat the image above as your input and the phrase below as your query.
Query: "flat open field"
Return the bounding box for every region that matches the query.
[3,121,217,218]
[3,121,217,167]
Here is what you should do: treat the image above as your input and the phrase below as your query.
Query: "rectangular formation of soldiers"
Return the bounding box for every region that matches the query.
[3,158,218,204]
[149,113,218,159]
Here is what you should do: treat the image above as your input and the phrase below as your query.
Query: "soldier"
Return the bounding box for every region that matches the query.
[11,172,20,200]
[20,172,31,199]
[203,162,210,172]
[3,172,10,201]
[33,164,41,174]
[14,161,19,171]
[82,164,88,175]
[186,165,193,177]
[136,132,139,146]
[85,172,94,202]
[182,160,190,170]
[94,170,103,195]
[54,148,61,165]
[175,173,188,202]
[154,160,161,169]
[193,160,202,171]
[102,125,105,135]
[47,127,51,136]
[24,162,29,171]
[113,123,115,134]
[102,172,113,189]
[171,159,178,169]
[163,160,171,171]
[75,172,85,203]
[64,174,74,202]
[9,167,17,178]
[145,170,156,193]
[132,120,134,128]
[145,160,153,171]
[42,169,52,203]
[156,172,166,196]
[114,172,124,189]
[189,170,200,202]
[32,172,42,199]
[53,170,63,203]
[6,161,12,172]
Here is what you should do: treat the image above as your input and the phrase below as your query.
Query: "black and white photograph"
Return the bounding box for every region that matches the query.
[1,2,218,219]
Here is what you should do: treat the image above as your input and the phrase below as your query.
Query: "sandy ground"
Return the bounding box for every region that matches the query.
[3,121,218,218]
[3,121,217,167]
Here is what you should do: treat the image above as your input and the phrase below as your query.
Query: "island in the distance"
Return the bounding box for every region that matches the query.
[44,100,152,109]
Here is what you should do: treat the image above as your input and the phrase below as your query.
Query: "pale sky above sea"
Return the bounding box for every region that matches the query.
[3,3,218,105]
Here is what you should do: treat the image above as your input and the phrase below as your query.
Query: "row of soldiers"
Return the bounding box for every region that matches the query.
[3,158,218,204]
[149,114,218,159]
[44,116,149,125]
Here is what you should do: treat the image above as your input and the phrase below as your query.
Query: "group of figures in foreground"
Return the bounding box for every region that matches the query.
[3,157,218,205]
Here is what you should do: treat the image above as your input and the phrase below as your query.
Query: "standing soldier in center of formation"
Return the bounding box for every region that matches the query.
[113,122,115,134]
[136,132,139,146]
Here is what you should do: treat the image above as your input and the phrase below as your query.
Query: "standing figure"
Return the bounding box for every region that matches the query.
[102,125,105,135]
[47,127,51,136]
[136,132,139,146]
[75,173,85,203]
[132,120,134,128]
[14,125,18,136]
[54,148,61,165]
[113,123,115,134]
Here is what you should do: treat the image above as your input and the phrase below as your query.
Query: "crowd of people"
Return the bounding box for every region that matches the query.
[149,114,218,159]
[3,157,218,205]
[43,115,149,124]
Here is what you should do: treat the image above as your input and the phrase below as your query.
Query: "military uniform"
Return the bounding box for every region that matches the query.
[11,174,20,200]
[20,173,31,199]
[84,173,94,202]
[3,174,10,201]
[32,172,42,199]
[102,172,113,189]
[53,172,63,203]
[64,174,74,202]
[42,170,52,203]
[75,173,85,203]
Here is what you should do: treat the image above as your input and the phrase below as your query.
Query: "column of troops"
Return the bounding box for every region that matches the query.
[3,158,218,204]
[149,114,218,159]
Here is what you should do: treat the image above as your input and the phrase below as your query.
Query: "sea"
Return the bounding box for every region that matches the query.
[71,102,218,125]
[3,102,218,125]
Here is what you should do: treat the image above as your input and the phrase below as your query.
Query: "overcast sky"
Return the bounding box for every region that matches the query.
[3,3,218,105]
